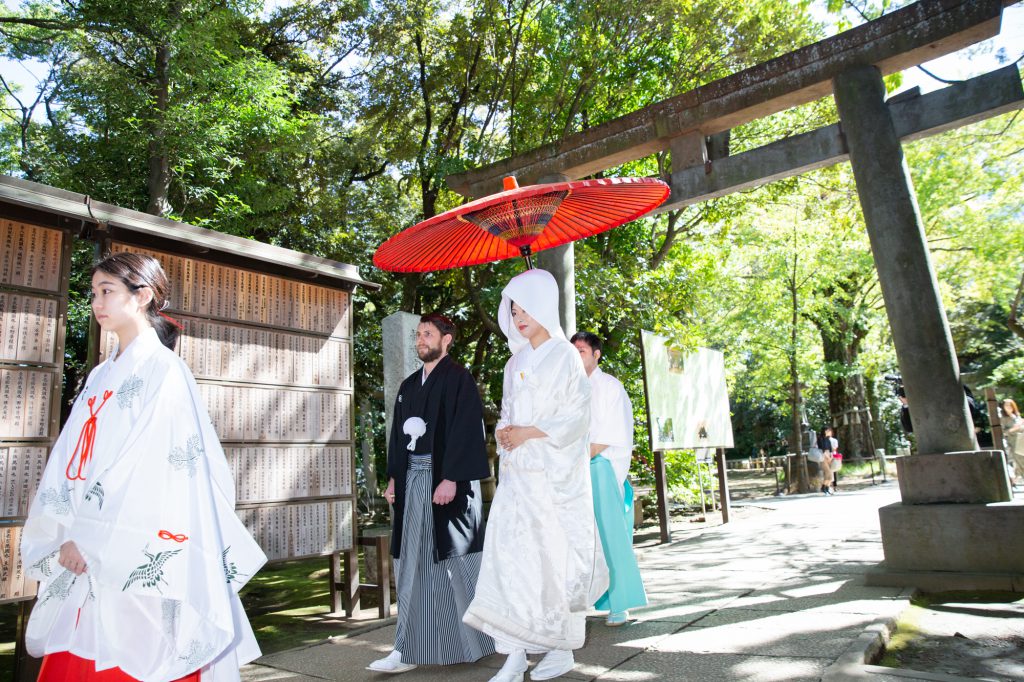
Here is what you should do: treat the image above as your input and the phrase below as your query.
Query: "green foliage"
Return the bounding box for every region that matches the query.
[237,557,337,654]
[905,110,1024,395]
[730,398,790,458]
[62,240,97,414]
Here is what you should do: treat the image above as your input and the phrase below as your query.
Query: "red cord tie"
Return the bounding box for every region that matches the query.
[158,530,189,543]
[65,390,114,481]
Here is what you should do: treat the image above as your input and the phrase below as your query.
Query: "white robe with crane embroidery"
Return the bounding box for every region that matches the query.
[21,327,266,682]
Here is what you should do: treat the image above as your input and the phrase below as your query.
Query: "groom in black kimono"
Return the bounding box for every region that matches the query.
[369,313,495,674]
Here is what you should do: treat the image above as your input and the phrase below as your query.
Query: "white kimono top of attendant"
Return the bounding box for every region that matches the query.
[464,269,607,653]
[21,327,266,682]
[588,367,634,485]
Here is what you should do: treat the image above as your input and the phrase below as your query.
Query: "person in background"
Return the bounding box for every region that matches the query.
[570,331,647,627]
[817,426,836,495]
[1000,398,1024,486]
[828,427,841,492]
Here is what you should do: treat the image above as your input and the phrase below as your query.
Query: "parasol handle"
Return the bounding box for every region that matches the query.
[519,244,534,269]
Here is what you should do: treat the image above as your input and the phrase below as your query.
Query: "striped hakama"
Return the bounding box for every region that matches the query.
[394,455,495,665]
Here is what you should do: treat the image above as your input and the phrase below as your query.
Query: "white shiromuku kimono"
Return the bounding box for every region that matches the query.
[588,367,634,485]
[20,327,266,682]
[463,269,607,653]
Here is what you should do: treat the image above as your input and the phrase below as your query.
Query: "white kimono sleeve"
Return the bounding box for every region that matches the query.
[590,371,634,484]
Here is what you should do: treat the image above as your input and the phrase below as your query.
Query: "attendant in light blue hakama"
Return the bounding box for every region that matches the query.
[571,332,647,625]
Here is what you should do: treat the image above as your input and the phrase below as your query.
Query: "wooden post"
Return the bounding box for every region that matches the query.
[985,388,1004,450]
[331,536,393,620]
[654,450,671,543]
[370,535,392,619]
[345,548,360,617]
[14,600,40,682]
[696,458,707,515]
[332,549,360,617]
[328,551,341,614]
[708,460,718,511]
[716,448,731,524]
[640,335,670,543]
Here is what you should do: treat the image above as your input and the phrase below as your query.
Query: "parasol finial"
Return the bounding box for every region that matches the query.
[519,244,534,269]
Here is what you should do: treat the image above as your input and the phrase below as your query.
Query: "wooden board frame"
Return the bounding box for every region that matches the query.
[0,220,73,605]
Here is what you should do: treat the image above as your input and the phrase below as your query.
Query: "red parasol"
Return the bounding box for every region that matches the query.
[373,175,669,272]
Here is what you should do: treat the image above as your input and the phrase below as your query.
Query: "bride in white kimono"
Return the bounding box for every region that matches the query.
[463,269,607,682]
[20,253,265,682]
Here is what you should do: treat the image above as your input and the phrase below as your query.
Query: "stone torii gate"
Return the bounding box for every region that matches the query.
[447,0,1024,586]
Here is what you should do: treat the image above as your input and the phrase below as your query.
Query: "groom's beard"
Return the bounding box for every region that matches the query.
[417,344,442,363]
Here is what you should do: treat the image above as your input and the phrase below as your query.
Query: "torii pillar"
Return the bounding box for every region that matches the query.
[834,65,1021,589]
[834,65,974,456]
[536,172,577,336]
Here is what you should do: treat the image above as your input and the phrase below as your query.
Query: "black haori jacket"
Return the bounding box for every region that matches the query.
[387,355,490,561]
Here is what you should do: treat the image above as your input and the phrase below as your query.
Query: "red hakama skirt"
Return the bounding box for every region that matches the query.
[39,651,201,682]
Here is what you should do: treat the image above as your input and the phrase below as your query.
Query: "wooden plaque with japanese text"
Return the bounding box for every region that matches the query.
[0,219,71,603]
[105,244,357,561]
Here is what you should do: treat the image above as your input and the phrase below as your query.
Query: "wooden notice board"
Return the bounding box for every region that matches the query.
[0,174,377,682]
[0,219,72,604]
[105,243,357,561]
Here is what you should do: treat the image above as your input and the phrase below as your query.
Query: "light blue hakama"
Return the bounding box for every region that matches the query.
[591,455,647,613]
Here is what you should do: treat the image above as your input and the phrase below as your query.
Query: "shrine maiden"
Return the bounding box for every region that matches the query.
[21,253,266,682]
[463,269,606,682]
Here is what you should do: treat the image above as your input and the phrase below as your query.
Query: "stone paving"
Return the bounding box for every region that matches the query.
[241,482,918,682]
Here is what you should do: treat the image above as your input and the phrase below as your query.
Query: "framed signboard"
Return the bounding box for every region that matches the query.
[640,331,734,451]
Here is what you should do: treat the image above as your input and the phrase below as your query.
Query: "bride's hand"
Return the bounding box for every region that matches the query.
[498,425,545,450]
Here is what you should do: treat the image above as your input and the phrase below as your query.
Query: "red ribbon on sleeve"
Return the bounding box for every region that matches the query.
[158,530,189,543]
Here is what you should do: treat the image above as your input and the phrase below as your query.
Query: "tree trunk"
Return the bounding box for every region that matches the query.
[814,272,873,459]
[399,179,440,312]
[400,273,421,313]
[820,332,873,458]
[788,252,812,493]
[865,374,886,457]
[18,113,37,181]
[146,42,173,217]
[789,355,811,493]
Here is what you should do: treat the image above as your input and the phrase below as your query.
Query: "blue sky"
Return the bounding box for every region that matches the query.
[893,4,1023,94]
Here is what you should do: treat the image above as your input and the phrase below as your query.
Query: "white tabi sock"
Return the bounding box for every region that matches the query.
[488,649,527,682]
[530,649,575,681]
